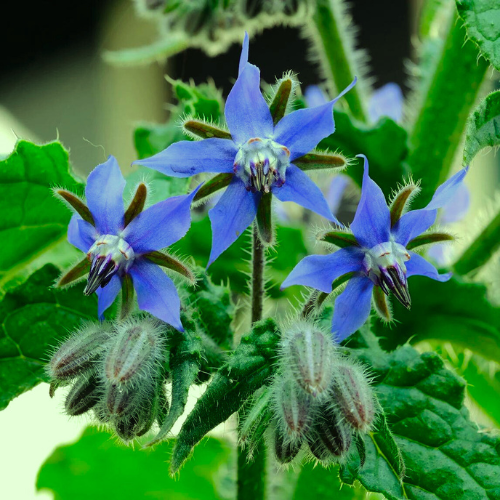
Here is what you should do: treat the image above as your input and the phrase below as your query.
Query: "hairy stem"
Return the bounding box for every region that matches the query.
[237,223,267,500]
[309,0,369,123]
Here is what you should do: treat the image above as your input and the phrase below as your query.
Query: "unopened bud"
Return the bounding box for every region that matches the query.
[48,323,111,381]
[106,383,143,417]
[308,404,352,461]
[103,318,165,386]
[281,322,335,398]
[330,360,376,433]
[274,428,301,464]
[273,377,313,443]
[65,373,101,416]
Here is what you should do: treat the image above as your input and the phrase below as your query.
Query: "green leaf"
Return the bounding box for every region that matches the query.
[171,318,281,473]
[134,122,186,160]
[463,91,500,164]
[37,427,234,500]
[374,276,500,363]
[320,110,408,196]
[0,140,84,290]
[0,264,97,411]
[456,0,500,71]
[407,12,488,206]
[169,79,223,121]
[342,329,500,499]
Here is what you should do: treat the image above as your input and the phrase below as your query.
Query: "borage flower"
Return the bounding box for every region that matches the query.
[134,33,355,265]
[282,155,468,342]
[55,156,200,331]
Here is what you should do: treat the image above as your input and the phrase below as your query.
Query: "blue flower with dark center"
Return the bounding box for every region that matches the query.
[63,156,199,331]
[282,155,468,342]
[134,33,355,265]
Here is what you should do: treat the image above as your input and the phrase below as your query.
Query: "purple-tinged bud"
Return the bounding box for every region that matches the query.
[115,413,141,442]
[273,377,313,444]
[103,318,165,386]
[330,360,376,433]
[280,321,335,398]
[65,373,101,416]
[274,428,302,464]
[308,404,352,461]
[93,400,111,424]
[105,383,144,417]
[47,323,112,381]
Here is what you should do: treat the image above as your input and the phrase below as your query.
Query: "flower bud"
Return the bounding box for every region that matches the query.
[103,318,165,386]
[308,404,352,461]
[65,373,101,416]
[273,377,313,444]
[330,360,376,433]
[280,321,335,398]
[274,427,302,464]
[105,383,144,417]
[48,323,111,381]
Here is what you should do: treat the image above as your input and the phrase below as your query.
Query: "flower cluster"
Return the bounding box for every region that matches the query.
[241,321,376,464]
[47,318,169,442]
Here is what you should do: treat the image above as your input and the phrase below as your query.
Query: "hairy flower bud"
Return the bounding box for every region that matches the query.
[273,377,313,444]
[105,383,144,417]
[65,373,101,416]
[330,360,376,433]
[48,323,111,381]
[308,404,352,462]
[280,321,335,398]
[103,318,165,386]
[274,427,302,464]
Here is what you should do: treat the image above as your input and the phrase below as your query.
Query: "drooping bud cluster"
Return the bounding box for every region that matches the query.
[47,317,169,443]
[241,321,376,465]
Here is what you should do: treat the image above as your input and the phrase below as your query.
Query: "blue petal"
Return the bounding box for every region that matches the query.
[129,259,183,331]
[426,244,448,267]
[68,215,97,252]
[273,78,356,160]
[273,164,340,224]
[239,32,249,76]
[440,183,470,224]
[426,167,469,211]
[208,178,260,266]
[406,251,451,282]
[123,184,201,253]
[133,138,236,177]
[304,85,328,108]
[225,63,274,145]
[393,167,469,246]
[96,274,122,319]
[332,276,374,342]
[281,247,365,293]
[86,156,125,234]
[350,155,391,248]
[368,83,403,123]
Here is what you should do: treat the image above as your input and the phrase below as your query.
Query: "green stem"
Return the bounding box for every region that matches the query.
[407,10,488,206]
[237,224,267,500]
[310,0,369,123]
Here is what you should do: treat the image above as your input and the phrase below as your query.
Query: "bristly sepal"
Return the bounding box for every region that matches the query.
[56,257,91,288]
[407,231,454,250]
[389,180,421,226]
[372,286,393,323]
[182,117,232,140]
[124,182,148,227]
[54,188,95,225]
[293,150,348,172]
[256,192,274,246]
[143,250,196,284]
[268,71,299,125]
[317,228,359,248]
[193,173,233,205]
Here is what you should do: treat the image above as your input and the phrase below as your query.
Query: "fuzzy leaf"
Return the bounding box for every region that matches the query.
[463,91,500,164]
[0,264,97,411]
[37,427,234,500]
[374,276,500,363]
[456,0,500,71]
[0,141,84,290]
[320,110,407,196]
[170,319,281,473]
[340,329,500,499]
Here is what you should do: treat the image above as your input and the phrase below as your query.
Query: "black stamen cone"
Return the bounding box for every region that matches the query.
[84,256,116,296]
[381,267,411,309]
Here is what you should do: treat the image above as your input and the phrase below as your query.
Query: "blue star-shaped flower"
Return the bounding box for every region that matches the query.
[134,33,355,265]
[282,155,468,342]
[67,156,199,331]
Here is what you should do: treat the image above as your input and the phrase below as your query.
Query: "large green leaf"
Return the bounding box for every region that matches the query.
[463,90,500,164]
[456,0,500,71]
[0,140,83,290]
[321,110,408,196]
[37,427,234,500]
[0,264,97,411]
[374,276,500,363]
[341,330,500,499]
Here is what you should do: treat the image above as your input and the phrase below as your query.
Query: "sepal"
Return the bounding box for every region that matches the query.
[56,257,91,288]
[268,73,297,124]
[316,229,359,248]
[182,119,232,140]
[142,251,196,283]
[389,182,420,226]
[407,231,454,250]
[193,173,233,203]
[124,182,148,227]
[255,193,274,246]
[54,188,95,225]
[293,152,347,172]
